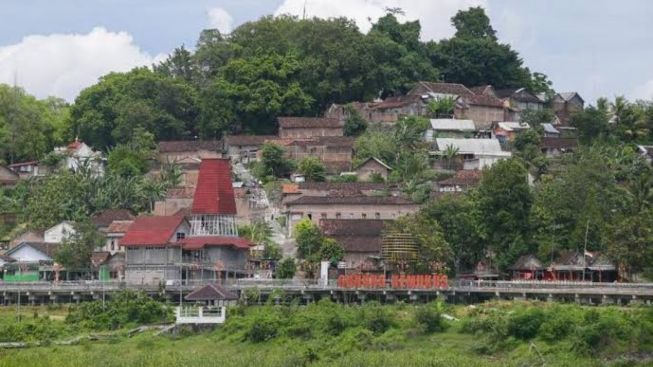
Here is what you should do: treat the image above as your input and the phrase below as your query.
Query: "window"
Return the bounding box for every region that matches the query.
[176,232,186,240]
[335,212,341,219]
[361,213,367,219]
[349,213,354,219]
[321,213,327,219]
[375,213,381,219]
[307,213,313,220]
[110,240,115,251]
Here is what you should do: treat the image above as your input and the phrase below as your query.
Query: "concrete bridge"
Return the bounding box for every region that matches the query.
[1,280,652,305]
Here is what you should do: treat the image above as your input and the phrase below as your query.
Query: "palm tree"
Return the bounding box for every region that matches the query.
[443,145,460,171]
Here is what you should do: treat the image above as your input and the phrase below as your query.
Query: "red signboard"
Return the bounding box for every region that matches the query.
[337,274,448,289]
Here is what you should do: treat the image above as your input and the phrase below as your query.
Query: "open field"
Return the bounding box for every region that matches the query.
[0,300,651,367]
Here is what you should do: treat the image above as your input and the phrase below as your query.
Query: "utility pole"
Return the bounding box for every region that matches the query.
[302,0,307,20]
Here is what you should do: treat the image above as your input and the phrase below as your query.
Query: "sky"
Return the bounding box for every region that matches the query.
[0,0,652,103]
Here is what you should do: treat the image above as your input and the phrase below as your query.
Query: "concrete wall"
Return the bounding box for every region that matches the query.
[44,222,75,244]
[457,106,505,130]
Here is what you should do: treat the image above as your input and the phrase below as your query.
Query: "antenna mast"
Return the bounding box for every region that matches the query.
[302,0,307,20]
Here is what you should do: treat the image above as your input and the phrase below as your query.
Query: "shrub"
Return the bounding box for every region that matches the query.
[507,308,545,340]
[66,290,172,330]
[246,314,280,342]
[360,303,393,334]
[415,304,448,333]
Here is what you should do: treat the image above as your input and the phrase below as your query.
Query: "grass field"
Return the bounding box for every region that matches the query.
[0,300,651,367]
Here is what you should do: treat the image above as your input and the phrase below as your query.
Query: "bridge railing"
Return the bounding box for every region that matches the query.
[454,280,653,291]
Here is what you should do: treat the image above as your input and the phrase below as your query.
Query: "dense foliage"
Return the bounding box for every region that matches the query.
[66,290,173,330]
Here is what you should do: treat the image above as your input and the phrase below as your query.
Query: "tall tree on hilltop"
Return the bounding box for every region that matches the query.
[451,6,497,40]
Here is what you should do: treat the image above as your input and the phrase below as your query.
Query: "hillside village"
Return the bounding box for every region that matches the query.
[0,7,652,292]
[0,78,646,286]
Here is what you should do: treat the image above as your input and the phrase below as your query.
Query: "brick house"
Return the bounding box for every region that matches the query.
[267,136,355,174]
[320,219,389,270]
[223,135,276,163]
[551,92,584,125]
[278,117,344,138]
[437,170,483,192]
[285,195,418,234]
[407,81,507,131]
[354,157,392,182]
[156,140,224,188]
[494,88,545,121]
[123,159,252,285]
[325,96,426,125]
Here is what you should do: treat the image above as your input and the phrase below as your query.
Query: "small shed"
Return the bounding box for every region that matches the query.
[355,157,392,182]
[185,283,239,306]
[177,283,239,324]
[509,254,544,280]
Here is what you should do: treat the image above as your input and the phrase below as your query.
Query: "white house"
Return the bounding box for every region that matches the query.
[44,221,76,244]
[54,139,105,174]
[425,118,476,141]
[432,138,511,170]
[5,242,57,263]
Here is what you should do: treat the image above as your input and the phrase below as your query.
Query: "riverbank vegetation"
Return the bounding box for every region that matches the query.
[0,298,651,366]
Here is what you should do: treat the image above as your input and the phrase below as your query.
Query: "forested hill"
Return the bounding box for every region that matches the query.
[0,7,552,161]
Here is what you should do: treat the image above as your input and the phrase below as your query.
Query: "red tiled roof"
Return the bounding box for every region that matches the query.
[224,135,277,146]
[282,183,300,194]
[412,81,475,97]
[91,209,136,228]
[181,236,252,250]
[106,220,134,234]
[278,117,343,129]
[192,159,237,215]
[67,139,83,150]
[120,216,185,247]
[369,95,422,110]
[463,94,505,108]
[438,170,483,187]
[287,195,415,206]
[158,140,223,153]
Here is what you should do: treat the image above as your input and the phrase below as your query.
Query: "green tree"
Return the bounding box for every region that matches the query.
[477,159,533,270]
[294,218,323,260]
[426,97,456,118]
[423,195,484,274]
[54,221,105,270]
[319,238,345,263]
[343,105,368,136]
[258,142,295,179]
[275,257,296,279]
[0,85,68,163]
[451,6,497,40]
[297,157,326,182]
[570,106,609,144]
[393,213,452,272]
[428,7,538,91]
[70,68,199,150]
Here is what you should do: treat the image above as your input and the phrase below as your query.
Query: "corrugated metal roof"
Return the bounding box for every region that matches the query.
[435,138,507,155]
[429,119,476,131]
[541,123,559,134]
[497,122,530,131]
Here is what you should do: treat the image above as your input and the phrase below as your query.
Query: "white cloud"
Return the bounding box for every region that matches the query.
[274,0,487,41]
[632,79,653,101]
[0,27,163,101]
[207,7,234,34]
